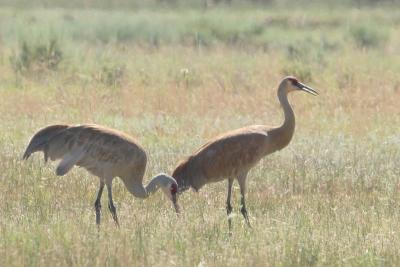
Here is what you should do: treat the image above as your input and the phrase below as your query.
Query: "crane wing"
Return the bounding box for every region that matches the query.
[56,147,85,176]
[23,124,145,178]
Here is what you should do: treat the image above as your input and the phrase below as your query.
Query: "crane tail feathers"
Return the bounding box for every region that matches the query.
[23,125,69,161]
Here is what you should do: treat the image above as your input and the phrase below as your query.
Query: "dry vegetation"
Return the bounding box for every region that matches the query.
[0,3,400,266]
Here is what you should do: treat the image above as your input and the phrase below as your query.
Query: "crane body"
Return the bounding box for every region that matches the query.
[172,76,318,228]
[23,124,179,226]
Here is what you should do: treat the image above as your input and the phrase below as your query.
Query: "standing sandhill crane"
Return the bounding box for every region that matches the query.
[23,124,179,226]
[172,76,318,228]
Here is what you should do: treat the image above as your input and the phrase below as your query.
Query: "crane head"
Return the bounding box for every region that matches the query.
[158,173,180,213]
[283,76,318,96]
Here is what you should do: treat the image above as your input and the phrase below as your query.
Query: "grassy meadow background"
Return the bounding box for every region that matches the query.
[1,0,400,266]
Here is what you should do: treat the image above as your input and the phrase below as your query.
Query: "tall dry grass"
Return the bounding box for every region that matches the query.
[1,6,400,267]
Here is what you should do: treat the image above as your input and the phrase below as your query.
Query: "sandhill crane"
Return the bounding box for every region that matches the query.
[23,124,179,226]
[172,76,318,228]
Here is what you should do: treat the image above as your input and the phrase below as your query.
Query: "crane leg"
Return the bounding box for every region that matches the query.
[226,178,234,230]
[94,181,105,226]
[237,172,251,227]
[106,182,120,227]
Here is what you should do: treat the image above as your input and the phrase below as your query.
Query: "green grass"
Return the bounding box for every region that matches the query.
[1,5,400,267]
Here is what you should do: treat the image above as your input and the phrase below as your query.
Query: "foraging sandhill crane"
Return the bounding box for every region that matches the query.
[23,124,179,226]
[172,76,318,228]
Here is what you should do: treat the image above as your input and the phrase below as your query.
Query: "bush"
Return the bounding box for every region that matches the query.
[350,24,388,48]
[10,39,63,74]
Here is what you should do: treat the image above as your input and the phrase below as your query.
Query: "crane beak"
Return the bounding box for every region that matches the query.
[297,82,318,96]
[172,193,180,214]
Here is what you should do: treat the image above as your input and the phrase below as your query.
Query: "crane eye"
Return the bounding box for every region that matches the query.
[289,78,299,85]
[170,184,178,194]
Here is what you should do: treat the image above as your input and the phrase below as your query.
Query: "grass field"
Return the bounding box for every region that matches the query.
[1,3,400,266]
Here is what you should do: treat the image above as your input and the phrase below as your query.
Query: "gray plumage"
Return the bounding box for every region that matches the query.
[23,124,179,226]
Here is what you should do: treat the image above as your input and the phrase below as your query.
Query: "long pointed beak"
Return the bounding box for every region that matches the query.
[172,194,180,214]
[297,82,319,96]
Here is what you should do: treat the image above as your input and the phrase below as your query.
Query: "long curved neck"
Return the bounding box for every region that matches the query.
[123,175,163,199]
[278,86,295,135]
[270,85,296,150]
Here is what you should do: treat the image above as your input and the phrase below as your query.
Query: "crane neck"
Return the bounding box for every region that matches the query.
[278,86,295,133]
[123,176,159,199]
[123,173,171,199]
[270,84,296,150]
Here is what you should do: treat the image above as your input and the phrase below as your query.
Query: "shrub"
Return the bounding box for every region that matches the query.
[350,24,388,48]
[10,39,63,74]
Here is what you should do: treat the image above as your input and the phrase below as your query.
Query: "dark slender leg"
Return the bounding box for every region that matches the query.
[226,178,234,231]
[106,183,119,227]
[95,181,105,226]
[240,195,251,227]
[238,173,251,227]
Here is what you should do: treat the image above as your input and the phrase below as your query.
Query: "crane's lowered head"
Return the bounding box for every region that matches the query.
[153,173,180,213]
[280,76,318,96]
